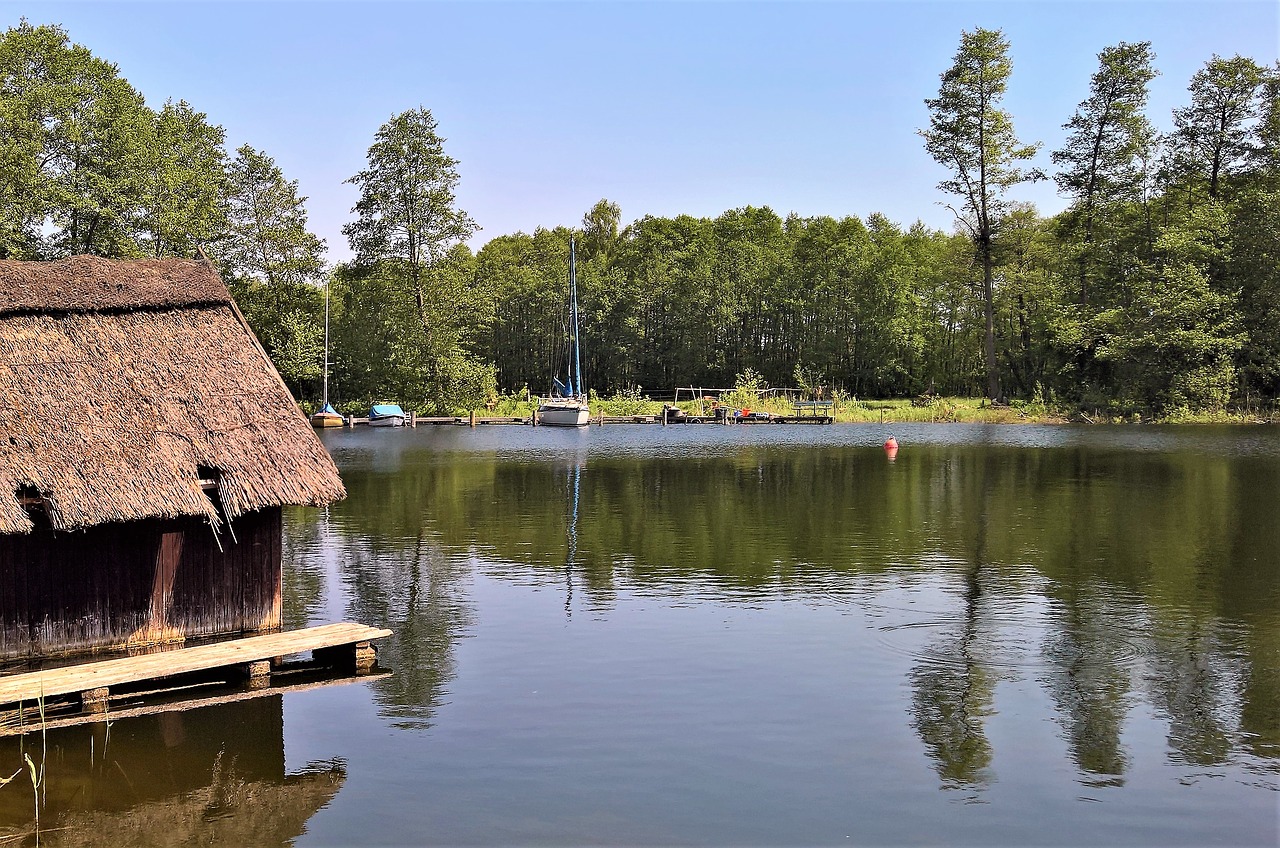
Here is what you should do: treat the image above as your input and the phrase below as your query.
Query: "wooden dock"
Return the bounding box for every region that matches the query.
[741,415,833,424]
[0,622,391,718]
[328,407,838,428]
[342,413,531,427]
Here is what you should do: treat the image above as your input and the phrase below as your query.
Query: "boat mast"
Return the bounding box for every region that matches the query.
[570,238,583,398]
[322,276,330,406]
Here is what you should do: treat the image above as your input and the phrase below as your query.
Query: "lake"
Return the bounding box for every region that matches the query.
[2,423,1277,845]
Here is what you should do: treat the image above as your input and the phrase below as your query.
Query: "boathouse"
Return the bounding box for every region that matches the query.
[0,256,345,660]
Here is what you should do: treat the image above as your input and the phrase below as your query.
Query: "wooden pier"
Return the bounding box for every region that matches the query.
[343,413,531,427]
[0,622,391,729]
[334,410,835,427]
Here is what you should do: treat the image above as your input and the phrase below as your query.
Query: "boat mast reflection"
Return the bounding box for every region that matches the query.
[564,459,582,618]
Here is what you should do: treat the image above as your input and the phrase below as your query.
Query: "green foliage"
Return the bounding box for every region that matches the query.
[1170,54,1265,200]
[138,99,228,257]
[1092,205,1243,412]
[227,273,325,396]
[0,20,152,258]
[343,107,476,272]
[223,144,327,287]
[1224,188,1280,394]
[720,368,767,409]
[921,28,1043,217]
[1052,41,1158,306]
[589,386,656,416]
[269,308,325,390]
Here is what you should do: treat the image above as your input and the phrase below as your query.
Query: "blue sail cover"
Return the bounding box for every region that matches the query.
[370,404,405,417]
[320,402,339,415]
[552,376,570,397]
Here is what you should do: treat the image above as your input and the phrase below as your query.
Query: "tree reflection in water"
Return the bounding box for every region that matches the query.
[1040,584,1133,785]
[908,454,999,792]
[342,527,473,731]
[908,560,995,792]
[299,430,1280,783]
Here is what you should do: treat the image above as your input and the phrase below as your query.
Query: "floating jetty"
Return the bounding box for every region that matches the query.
[339,412,529,427]
[0,622,391,734]
[334,410,832,427]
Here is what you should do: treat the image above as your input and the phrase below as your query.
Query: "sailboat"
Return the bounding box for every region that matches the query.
[311,278,344,428]
[537,238,591,427]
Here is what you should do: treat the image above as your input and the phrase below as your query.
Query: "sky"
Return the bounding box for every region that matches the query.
[4,1,1277,264]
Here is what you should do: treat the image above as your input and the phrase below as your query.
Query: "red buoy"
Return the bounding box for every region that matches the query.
[884,436,899,460]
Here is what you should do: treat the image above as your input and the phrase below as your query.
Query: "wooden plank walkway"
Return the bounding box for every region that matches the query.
[0,622,392,708]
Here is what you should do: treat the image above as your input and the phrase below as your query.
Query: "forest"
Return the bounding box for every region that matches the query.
[2,21,1277,417]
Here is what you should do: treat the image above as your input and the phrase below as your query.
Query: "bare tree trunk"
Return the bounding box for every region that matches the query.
[981,236,1002,402]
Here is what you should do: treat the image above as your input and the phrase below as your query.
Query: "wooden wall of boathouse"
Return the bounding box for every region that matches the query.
[0,507,282,660]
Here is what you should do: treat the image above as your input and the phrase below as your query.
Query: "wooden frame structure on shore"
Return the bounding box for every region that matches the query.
[0,256,346,660]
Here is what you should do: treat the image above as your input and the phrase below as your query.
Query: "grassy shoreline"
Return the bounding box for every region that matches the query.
[478,395,1279,425]
[311,394,1277,426]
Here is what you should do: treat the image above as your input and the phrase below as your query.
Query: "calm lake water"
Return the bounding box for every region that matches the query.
[2,423,1278,846]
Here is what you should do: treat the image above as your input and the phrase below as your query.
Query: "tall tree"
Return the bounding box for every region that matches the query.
[344,107,477,333]
[1052,41,1157,305]
[137,99,228,258]
[1170,55,1264,201]
[580,198,621,262]
[1248,62,1280,188]
[921,28,1042,401]
[343,109,490,411]
[220,144,328,397]
[0,21,62,257]
[0,20,151,258]
[223,144,327,289]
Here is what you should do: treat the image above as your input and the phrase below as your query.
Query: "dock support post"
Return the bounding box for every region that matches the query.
[470,410,477,428]
[410,411,417,427]
[354,641,376,674]
[81,687,110,714]
[243,660,273,689]
[315,641,377,674]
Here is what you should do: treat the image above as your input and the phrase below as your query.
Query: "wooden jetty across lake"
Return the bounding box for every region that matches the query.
[0,622,391,733]
[338,408,833,427]
[343,412,529,427]
[331,389,837,428]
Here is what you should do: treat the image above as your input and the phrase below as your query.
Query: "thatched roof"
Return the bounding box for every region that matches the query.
[0,256,344,534]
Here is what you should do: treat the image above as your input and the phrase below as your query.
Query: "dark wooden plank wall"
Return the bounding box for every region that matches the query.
[0,508,283,660]
[170,507,282,636]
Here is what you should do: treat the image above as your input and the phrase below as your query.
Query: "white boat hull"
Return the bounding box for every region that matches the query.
[538,402,590,427]
[368,415,405,427]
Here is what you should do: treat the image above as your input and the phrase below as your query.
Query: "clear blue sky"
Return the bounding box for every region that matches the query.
[5,1,1277,263]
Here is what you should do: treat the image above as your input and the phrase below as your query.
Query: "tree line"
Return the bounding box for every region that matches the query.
[3,21,1277,415]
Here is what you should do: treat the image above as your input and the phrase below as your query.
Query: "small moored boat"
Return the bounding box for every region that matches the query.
[369,403,406,427]
[311,402,344,428]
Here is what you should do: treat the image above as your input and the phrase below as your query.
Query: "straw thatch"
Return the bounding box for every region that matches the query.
[0,256,345,534]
